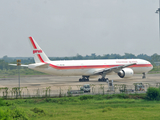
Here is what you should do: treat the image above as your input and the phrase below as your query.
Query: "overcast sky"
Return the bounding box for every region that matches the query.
[0,0,159,58]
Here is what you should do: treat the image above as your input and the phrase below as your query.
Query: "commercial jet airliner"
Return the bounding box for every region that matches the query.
[10,37,153,82]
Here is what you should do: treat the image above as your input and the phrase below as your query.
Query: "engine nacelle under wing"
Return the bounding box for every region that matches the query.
[118,68,134,78]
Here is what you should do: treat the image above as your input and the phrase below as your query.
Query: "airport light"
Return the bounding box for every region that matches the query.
[155,0,160,39]
[17,59,21,95]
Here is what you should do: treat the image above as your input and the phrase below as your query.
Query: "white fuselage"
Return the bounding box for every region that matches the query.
[28,59,153,76]
[9,37,153,80]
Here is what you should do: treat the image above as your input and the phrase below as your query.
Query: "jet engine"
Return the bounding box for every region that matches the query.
[118,68,134,78]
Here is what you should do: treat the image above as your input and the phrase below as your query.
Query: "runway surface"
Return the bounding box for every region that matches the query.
[0,74,159,89]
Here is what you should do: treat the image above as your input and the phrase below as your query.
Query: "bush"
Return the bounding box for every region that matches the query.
[146,87,160,100]
[102,107,112,112]
[117,93,129,99]
[11,108,28,120]
[30,107,45,115]
[94,95,104,100]
[0,98,4,106]
[0,107,28,120]
[0,109,10,119]
[79,95,93,100]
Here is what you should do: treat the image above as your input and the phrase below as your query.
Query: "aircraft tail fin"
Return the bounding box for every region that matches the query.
[28,37,50,63]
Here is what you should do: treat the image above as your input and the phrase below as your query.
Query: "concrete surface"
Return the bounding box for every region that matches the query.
[0,74,159,89]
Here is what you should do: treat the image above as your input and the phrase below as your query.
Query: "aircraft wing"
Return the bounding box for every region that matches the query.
[93,63,136,75]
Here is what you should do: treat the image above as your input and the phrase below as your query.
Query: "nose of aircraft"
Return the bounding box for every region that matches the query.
[148,61,153,71]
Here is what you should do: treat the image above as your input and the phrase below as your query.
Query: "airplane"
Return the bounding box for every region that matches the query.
[10,37,153,82]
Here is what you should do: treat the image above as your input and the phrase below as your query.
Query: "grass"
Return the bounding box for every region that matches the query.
[1,94,160,120]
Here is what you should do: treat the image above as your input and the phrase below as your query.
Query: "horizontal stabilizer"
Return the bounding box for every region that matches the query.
[9,64,29,67]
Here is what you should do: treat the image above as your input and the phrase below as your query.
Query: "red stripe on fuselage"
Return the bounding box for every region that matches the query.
[29,37,37,49]
[49,64,152,70]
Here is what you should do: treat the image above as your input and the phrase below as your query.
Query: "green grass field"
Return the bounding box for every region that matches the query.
[1,94,160,120]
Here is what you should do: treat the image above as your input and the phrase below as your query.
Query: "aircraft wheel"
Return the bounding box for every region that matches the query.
[79,78,82,82]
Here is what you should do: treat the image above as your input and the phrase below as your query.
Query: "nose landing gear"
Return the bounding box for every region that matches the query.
[142,73,146,79]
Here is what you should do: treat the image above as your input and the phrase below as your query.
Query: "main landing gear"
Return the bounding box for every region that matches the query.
[142,72,146,79]
[79,76,89,82]
[98,77,108,82]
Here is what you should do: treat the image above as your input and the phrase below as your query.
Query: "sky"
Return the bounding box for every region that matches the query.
[0,0,159,58]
